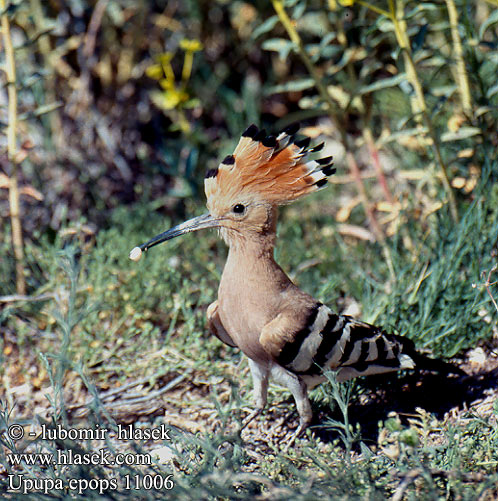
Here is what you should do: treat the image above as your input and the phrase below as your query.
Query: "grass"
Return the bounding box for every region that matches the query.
[1,2,498,496]
[1,155,498,499]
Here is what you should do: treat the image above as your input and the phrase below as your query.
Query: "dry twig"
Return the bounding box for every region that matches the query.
[1,0,26,294]
[473,264,498,314]
[392,467,487,501]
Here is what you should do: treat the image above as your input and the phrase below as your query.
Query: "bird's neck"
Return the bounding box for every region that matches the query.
[222,226,292,295]
[219,236,293,321]
[224,205,282,278]
[226,233,277,268]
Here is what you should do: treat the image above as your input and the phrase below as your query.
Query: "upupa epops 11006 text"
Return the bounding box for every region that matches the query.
[130,123,463,441]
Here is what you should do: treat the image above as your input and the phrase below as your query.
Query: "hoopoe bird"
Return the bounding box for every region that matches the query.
[130,124,463,440]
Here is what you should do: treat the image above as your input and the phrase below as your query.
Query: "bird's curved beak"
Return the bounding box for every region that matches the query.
[129,213,219,261]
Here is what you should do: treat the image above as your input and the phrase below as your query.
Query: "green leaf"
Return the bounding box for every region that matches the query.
[358,73,407,95]
[399,429,420,447]
[475,106,492,118]
[413,53,445,66]
[430,84,457,98]
[441,127,481,142]
[306,37,341,62]
[429,21,451,31]
[251,15,278,40]
[18,102,63,121]
[320,32,336,48]
[20,73,44,90]
[262,38,296,60]
[17,29,54,50]
[359,442,374,460]
[486,83,498,100]
[292,1,306,20]
[298,95,326,110]
[385,417,403,432]
[183,98,201,109]
[479,9,498,41]
[376,17,395,33]
[266,78,315,95]
[326,48,366,77]
[379,127,428,146]
[297,12,329,37]
[404,2,439,20]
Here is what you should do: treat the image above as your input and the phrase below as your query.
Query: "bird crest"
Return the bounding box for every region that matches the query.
[204,124,335,207]
[128,123,335,260]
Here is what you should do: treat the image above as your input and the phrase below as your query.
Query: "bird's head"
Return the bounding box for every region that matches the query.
[129,123,334,261]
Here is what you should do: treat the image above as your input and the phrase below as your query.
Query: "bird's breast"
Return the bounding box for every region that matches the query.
[217,277,280,363]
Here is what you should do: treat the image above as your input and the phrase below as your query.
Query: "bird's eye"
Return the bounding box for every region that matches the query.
[232,204,246,214]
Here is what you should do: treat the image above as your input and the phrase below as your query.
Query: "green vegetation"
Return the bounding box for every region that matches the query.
[1,0,498,499]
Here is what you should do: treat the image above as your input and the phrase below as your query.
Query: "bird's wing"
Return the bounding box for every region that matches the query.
[260,302,415,377]
[207,300,238,348]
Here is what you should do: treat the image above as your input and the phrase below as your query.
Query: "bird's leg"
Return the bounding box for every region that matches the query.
[240,359,270,431]
[270,365,312,448]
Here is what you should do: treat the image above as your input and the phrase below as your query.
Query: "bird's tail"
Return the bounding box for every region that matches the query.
[398,337,466,377]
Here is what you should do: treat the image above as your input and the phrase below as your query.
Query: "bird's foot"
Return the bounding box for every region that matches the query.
[239,407,263,433]
[283,421,308,452]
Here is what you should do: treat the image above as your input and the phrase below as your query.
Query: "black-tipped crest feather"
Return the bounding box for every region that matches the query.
[254,129,267,142]
[295,137,311,150]
[316,156,333,165]
[283,122,300,136]
[222,155,235,165]
[242,124,259,138]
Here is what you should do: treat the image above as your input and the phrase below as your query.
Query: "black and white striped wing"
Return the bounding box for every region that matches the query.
[276,303,415,382]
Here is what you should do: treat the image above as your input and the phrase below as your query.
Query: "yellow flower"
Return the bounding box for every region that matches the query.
[159,78,175,90]
[179,39,203,52]
[155,88,188,110]
[162,93,181,110]
[151,52,175,83]
[145,64,164,80]
[154,52,174,65]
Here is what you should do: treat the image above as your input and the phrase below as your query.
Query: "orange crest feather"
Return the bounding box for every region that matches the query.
[205,124,334,205]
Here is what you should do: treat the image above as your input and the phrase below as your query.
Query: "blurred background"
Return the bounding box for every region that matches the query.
[1,0,495,236]
[1,0,498,497]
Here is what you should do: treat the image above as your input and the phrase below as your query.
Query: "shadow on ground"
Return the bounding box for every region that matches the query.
[310,365,498,444]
